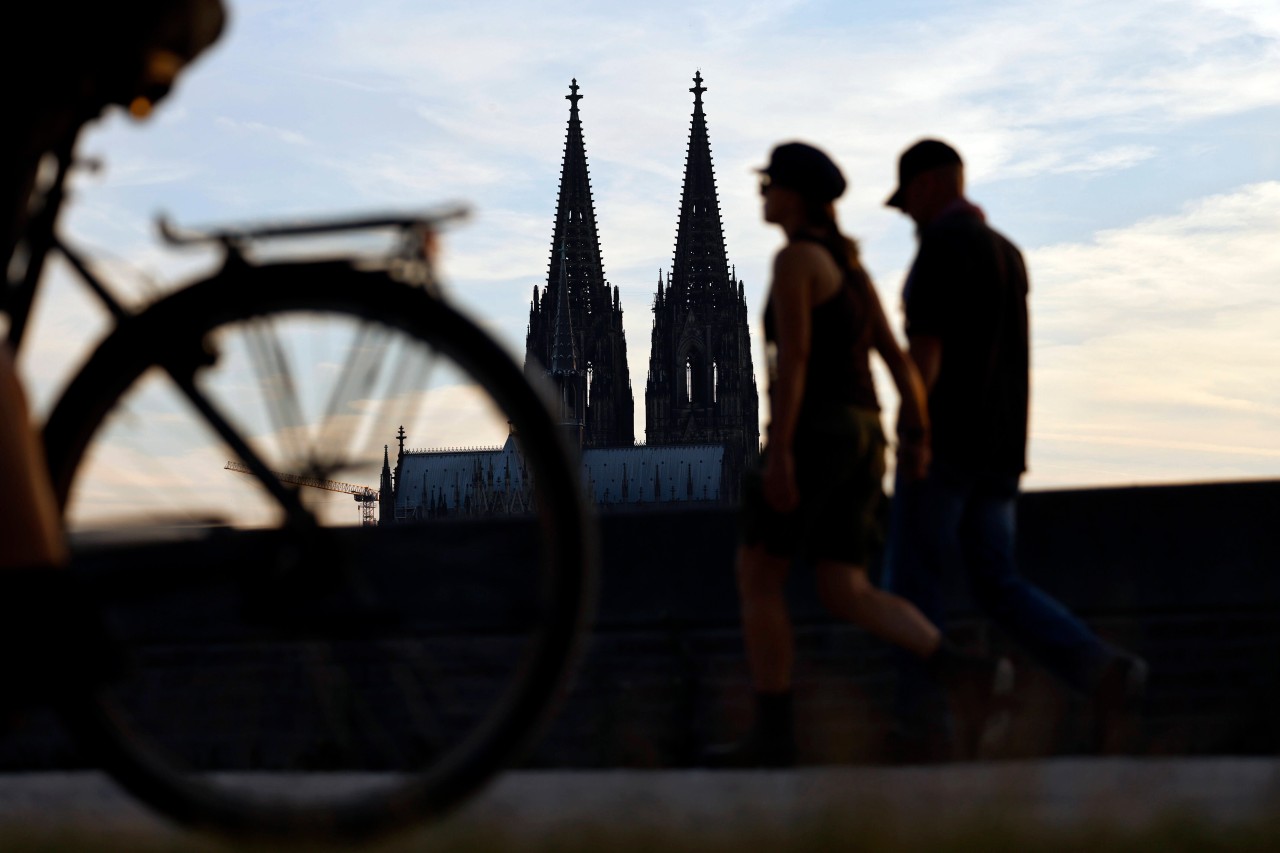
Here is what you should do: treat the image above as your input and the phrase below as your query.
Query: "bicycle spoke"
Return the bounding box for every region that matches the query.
[244,317,309,473]
[346,334,442,473]
[309,320,387,475]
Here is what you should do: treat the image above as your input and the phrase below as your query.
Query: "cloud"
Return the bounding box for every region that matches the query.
[1049,145,1160,175]
[1026,181,1280,486]
[214,116,313,147]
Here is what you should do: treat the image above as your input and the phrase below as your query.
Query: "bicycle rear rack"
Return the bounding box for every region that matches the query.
[157,205,471,247]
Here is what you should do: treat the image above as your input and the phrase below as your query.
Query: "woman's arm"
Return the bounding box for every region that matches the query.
[0,345,67,568]
[763,244,815,511]
[865,275,931,481]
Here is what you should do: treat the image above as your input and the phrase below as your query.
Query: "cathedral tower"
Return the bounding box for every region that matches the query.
[525,79,634,448]
[645,72,759,475]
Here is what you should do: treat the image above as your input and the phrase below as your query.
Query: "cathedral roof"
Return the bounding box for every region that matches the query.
[581,444,724,504]
[396,440,724,511]
[394,434,526,516]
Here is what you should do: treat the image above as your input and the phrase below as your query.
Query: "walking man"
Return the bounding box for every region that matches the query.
[882,139,1146,759]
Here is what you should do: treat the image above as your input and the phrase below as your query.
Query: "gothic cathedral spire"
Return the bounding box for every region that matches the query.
[645,72,759,486]
[525,79,635,448]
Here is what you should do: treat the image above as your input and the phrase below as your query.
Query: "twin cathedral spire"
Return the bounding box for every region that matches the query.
[383,73,758,523]
[524,78,632,448]
[524,73,758,471]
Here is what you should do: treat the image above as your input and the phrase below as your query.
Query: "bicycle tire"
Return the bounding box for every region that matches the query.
[43,259,596,841]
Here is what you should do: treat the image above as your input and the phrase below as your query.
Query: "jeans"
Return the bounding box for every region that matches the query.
[882,461,1114,740]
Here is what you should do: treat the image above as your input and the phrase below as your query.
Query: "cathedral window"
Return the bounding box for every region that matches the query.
[682,350,707,405]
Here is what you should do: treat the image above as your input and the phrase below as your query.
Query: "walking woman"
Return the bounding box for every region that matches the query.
[721,142,1000,766]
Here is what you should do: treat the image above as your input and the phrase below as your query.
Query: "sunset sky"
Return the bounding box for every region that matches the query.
[25,0,1279,491]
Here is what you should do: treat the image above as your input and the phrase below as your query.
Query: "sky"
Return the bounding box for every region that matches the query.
[22,0,1280,492]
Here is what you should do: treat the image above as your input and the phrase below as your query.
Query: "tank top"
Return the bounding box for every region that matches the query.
[764,233,880,418]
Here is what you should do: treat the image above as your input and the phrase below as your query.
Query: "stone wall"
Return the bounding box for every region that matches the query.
[1,480,1276,770]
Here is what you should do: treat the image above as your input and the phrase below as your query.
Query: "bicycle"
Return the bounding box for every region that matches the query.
[4,131,597,841]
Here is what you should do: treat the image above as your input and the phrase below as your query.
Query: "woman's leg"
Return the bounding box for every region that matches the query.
[737,542,794,692]
[816,561,940,658]
[704,542,797,766]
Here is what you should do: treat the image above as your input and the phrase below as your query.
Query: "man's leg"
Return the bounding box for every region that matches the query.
[881,469,967,759]
[959,474,1111,694]
[881,472,951,626]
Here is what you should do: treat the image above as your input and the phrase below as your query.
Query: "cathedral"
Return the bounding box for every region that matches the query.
[385,73,758,521]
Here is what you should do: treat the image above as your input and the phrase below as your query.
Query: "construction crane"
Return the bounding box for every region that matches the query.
[223,460,379,526]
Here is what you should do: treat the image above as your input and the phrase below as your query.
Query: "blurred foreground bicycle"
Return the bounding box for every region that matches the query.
[5,136,596,841]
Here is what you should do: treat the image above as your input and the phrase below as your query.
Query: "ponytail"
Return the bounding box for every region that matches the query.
[802,196,863,278]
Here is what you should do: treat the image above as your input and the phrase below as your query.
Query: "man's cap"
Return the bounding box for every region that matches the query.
[758,141,846,202]
[886,139,962,208]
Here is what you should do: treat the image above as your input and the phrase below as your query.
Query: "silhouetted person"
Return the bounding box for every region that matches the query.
[0,0,224,702]
[882,139,1147,759]
[710,142,1006,767]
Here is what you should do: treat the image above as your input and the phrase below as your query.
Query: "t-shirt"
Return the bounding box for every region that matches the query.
[903,204,1029,475]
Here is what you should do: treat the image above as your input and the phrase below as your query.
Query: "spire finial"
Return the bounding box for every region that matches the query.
[691,70,706,107]
[567,78,582,111]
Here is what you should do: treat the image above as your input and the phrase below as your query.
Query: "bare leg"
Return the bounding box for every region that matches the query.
[736,543,793,692]
[816,560,940,658]
[0,345,66,569]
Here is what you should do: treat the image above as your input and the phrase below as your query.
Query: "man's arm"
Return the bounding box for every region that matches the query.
[902,232,949,396]
[908,334,943,394]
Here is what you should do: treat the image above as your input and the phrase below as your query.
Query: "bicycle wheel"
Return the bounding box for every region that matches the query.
[42,259,595,841]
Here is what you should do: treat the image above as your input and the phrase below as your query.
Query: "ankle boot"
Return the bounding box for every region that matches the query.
[703,690,797,768]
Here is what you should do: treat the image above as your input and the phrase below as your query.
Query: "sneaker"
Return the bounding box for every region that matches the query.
[936,650,1015,760]
[975,657,1016,758]
[1095,654,1148,754]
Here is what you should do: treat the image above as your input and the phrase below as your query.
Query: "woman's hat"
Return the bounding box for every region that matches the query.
[758,141,846,202]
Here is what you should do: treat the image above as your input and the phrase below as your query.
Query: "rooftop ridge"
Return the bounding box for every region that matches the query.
[403,445,506,456]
